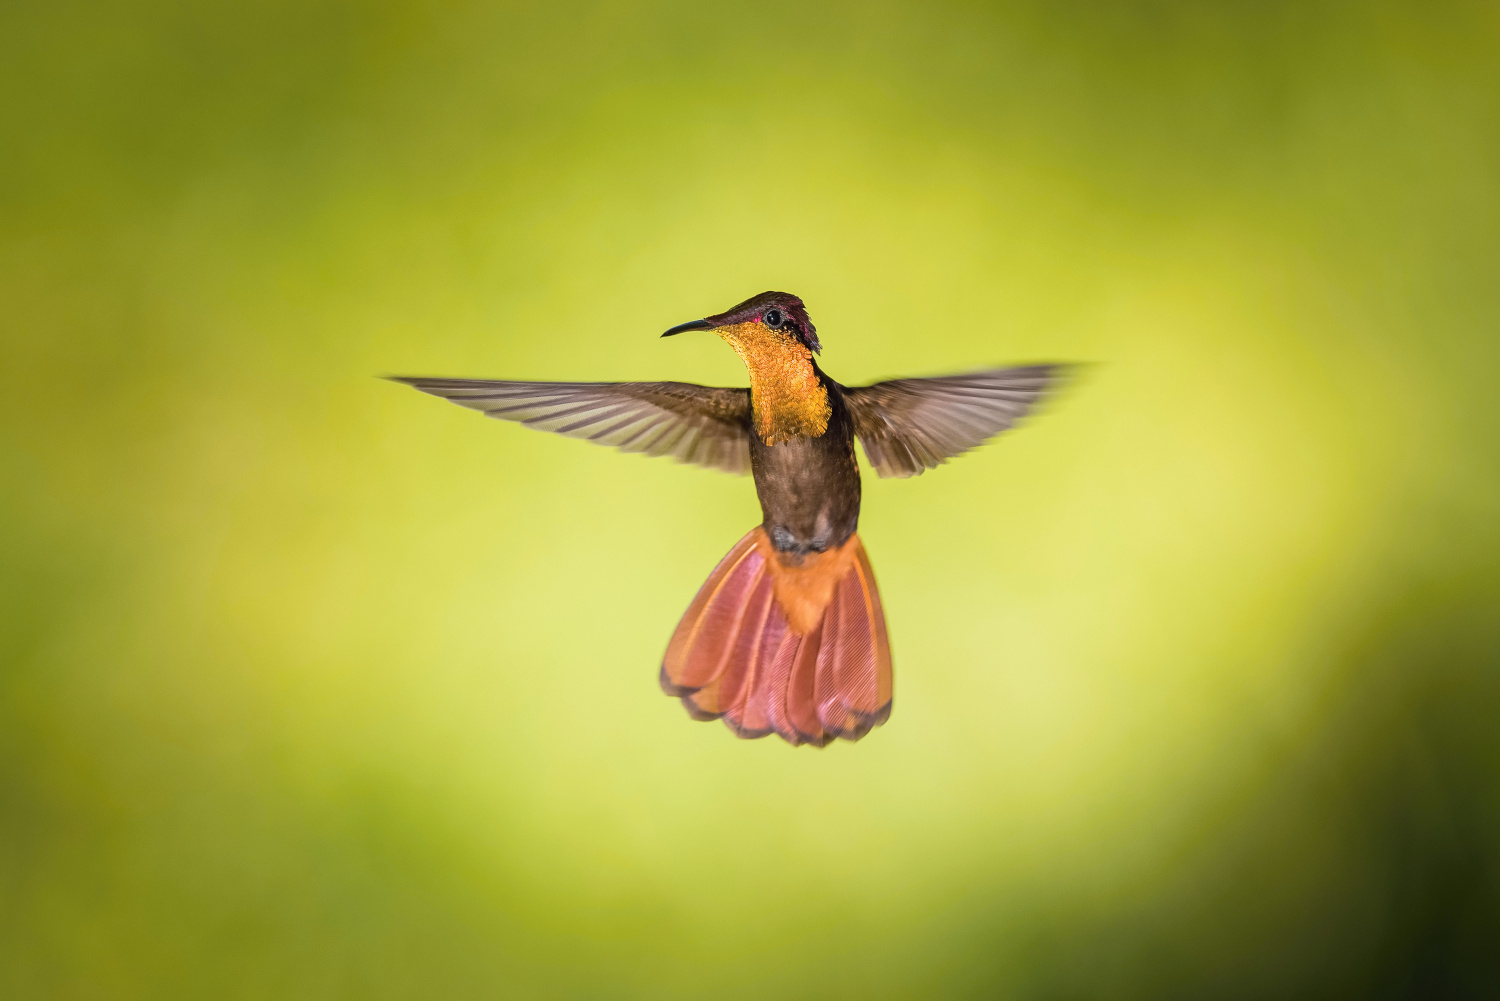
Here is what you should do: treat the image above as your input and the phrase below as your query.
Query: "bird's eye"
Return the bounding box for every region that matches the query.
[763,308,784,328]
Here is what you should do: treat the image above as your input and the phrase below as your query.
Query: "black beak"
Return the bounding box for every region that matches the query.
[661,318,715,337]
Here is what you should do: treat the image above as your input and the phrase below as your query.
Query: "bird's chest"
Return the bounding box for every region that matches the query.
[749,377,831,445]
[748,415,861,558]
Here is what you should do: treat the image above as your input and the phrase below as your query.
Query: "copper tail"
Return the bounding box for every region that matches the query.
[660,527,893,746]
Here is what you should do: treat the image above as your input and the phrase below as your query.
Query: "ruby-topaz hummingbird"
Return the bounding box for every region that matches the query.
[394,291,1068,746]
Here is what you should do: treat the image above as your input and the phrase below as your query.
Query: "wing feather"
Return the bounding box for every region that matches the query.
[391,378,752,474]
[842,364,1071,478]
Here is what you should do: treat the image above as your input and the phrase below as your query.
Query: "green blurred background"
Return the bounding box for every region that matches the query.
[3,0,1499,997]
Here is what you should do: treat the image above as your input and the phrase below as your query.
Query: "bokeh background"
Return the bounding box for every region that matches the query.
[3,1,1499,997]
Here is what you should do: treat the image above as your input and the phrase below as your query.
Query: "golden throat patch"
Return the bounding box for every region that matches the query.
[715,321,831,445]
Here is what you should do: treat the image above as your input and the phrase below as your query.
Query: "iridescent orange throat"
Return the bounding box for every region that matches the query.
[715,322,832,445]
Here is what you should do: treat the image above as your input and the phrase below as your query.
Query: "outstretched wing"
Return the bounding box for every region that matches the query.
[842,364,1070,478]
[392,378,753,474]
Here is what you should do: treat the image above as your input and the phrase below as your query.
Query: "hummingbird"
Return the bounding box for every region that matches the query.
[393,291,1068,747]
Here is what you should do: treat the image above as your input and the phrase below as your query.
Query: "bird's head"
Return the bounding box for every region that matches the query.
[662,291,821,355]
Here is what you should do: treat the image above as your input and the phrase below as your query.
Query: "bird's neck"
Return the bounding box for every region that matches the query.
[715,322,831,445]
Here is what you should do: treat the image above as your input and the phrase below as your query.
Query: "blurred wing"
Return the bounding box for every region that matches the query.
[392,378,753,474]
[842,364,1070,478]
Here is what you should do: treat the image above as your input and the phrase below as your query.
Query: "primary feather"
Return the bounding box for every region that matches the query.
[843,364,1070,478]
[390,378,753,474]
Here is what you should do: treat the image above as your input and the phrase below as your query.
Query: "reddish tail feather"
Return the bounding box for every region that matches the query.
[660,527,893,746]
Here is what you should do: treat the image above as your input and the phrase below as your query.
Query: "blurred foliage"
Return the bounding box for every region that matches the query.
[2,0,1498,997]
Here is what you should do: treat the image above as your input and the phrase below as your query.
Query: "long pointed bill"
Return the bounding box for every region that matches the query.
[661,318,715,337]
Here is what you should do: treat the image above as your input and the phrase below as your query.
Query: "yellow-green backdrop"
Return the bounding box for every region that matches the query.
[3,1,1498,997]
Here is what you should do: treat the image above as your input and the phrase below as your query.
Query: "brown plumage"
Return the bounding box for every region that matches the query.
[393,290,1070,746]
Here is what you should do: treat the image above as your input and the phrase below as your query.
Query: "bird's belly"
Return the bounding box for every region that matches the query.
[748,431,861,562]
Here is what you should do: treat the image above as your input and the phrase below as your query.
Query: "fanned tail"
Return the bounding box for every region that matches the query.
[661,527,892,746]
